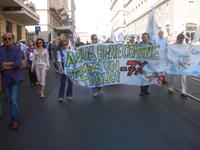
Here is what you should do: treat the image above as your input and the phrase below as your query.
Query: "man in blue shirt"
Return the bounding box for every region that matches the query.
[0,33,23,130]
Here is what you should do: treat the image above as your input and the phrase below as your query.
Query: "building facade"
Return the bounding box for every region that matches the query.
[67,0,76,31]
[110,0,126,37]
[26,0,76,41]
[111,0,200,41]
[76,32,90,43]
[0,0,39,44]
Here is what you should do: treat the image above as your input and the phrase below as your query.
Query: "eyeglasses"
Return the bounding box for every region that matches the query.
[4,38,12,41]
[37,41,43,43]
[92,38,98,41]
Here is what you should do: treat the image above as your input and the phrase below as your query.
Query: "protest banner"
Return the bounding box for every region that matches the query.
[167,44,200,76]
[63,43,164,88]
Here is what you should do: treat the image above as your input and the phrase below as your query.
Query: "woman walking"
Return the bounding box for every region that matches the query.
[57,37,73,102]
[25,40,38,86]
[31,38,50,98]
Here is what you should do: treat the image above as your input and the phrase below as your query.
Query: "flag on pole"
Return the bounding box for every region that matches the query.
[146,10,160,44]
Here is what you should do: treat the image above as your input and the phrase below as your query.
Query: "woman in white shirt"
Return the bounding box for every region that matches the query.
[31,38,50,98]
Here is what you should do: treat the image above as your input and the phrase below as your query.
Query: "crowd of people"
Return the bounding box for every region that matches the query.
[0,30,191,130]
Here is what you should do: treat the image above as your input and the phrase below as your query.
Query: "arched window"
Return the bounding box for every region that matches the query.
[186,23,197,41]
[186,23,197,32]
[165,24,170,35]
[188,0,195,11]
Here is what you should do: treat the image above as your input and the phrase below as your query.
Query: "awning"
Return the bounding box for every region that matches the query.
[54,26,74,34]
[1,0,39,25]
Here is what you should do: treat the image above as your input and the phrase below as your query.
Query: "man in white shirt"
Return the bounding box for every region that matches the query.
[155,30,168,84]
[167,33,189,97]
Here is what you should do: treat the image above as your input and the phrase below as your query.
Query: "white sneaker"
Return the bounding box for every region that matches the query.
[93,91,98,97]
[98,89,103,96]
[168,88,174,94]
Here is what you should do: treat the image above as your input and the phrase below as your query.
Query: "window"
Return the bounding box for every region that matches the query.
[186,23,197,32]
[188,0,195,11]
[166,2,169,14]
[6,21,12,32]
[186,23,197,41]
[17,25,22,41]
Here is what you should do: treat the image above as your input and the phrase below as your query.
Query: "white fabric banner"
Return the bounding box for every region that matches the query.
[63,44,165,88]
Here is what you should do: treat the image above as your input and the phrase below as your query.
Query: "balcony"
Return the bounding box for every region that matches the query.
[1,0,39,25]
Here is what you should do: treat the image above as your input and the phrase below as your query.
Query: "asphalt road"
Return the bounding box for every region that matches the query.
[0,68,200,150]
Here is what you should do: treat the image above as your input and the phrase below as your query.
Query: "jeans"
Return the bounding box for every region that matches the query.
[58,74,73,98]
[52,56,58,71]
[4,83,21,123]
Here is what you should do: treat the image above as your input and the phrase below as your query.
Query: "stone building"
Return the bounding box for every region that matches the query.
[26,0,76,41]
[111,0,200,41]
[0,0,39,44]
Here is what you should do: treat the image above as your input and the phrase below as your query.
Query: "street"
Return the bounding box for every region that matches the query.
[0,66,200,150]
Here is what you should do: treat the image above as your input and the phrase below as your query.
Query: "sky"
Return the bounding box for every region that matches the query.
[74,0,111,36]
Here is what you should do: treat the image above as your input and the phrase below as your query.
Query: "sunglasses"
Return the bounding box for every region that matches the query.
[4,38,12,41]
[37,41,43,43]
[92,38,98,41]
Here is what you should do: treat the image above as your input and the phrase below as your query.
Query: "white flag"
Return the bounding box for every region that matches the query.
[146,10,160,44]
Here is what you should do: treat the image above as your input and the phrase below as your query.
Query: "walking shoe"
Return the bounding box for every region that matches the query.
[11,122,20,130]
[67,96,72,101]
[181,93,187,97]
[40,93,45,99]
[168,89,174,94]
[140,91,150,96]
[140,92,146,96]
[145,91,150,95]
[58,98,64,102]
[93,91,98,97]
